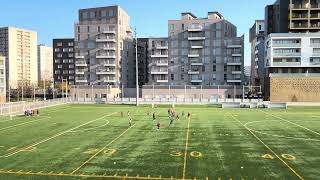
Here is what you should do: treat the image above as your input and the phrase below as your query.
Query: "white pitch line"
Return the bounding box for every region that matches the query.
[70,123,136,174]
[0,117,51,132]
[260,110,320,137]
[69,120,110,133]
[0,112,116,158]
[244,120,320,142]
[230,114,304,180]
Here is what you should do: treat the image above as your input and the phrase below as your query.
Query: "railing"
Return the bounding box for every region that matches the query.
[0,98,68,116]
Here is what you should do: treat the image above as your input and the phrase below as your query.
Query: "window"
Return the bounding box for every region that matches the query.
[109,9,114,16]
[69,59,74,63]
[213,65,216,72]
[57,65,62,69]
[63,59,68,63]
[54,59,60,63]
[57,54,62,58]
[68,53,74,58]
[68,42,74,46]
[57,42,62,47]
[182,24,184,30]
[77,26,80,33]
[171,74,174,80]
[69,64,74,68]
[170,24,175,31]
[54,48,60,52]
[54,70,60,74]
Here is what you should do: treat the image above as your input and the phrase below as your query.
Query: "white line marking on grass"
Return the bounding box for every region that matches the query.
[0,112,116,158]
[69,120,110,133]
[70,123,136,174]
[182,116,191,179]
[0,117,51,132]
[260,110,320,137]
[230,114,304,180]
[244,120,320,142]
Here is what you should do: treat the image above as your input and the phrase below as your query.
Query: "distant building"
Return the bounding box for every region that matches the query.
[74,6,133,88]
[265,33,320,74]
[38,44,53,82]
[53,38,75,86]
[264,33,320,100]
[168,11,244,86]
[0,27,38,90]
[265,0,320,35]
[146,37,169,85]
[249,20,266,88]
[244,66,251,85]
[0,55,5,103]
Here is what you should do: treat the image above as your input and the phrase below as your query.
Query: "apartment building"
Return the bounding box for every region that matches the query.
[146,38,169,85]
[249,20,266,88]
[38,44,53,82]
[137,38,149,87]
[53,39,75,86]
[168,12,244,86]
[0,56,6,102]
[265,0,320,35]
[265,33,320,73]
[74,6,133,88]
[0,27,38,90]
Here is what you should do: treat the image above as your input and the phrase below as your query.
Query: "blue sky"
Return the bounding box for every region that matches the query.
[0,0,275,65]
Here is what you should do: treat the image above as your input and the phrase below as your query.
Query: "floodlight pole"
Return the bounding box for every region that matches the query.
[135,28,139,106]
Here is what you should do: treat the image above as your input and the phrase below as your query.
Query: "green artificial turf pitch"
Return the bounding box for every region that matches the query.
[0,104,319,180]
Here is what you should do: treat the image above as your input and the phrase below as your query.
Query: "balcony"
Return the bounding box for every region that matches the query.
[187,25,203,32]
[290,4,309,10]
[156,79,169,83]
[155,46,168,50]
[272,62,301,66]
[255,57,259,62]
[103,63,116,67]
[96,71,116,75]
[102,46,116,51]
[273,52,301,57]
[151,70,168,75]
[151,54,168,58]
[232,53,242,57]
[75,55,85,59]
[272,43,301,47]
[188,36,206,41]
[75,71,85,75]
[156,62,169,66]
[188,71,200,75]
[102,30,116,34]
[227,79,242,83]
[227,61,242,66]
[231,71,242,74]
[188,54,200,58]
[227,45,242,48]
[191,62,203,66]
[96,37,116,43]
[96,54,116,59]
[76,79,88,83]
[191,79,203,83]
[75,62,88,67]
[191,45,204,49]
[104,79,116,83]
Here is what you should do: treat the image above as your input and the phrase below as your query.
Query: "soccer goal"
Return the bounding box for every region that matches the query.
[222,102,241,108]
[268,102,288,109]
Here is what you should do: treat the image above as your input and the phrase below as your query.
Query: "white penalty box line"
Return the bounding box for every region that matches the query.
[0,112,117,158]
